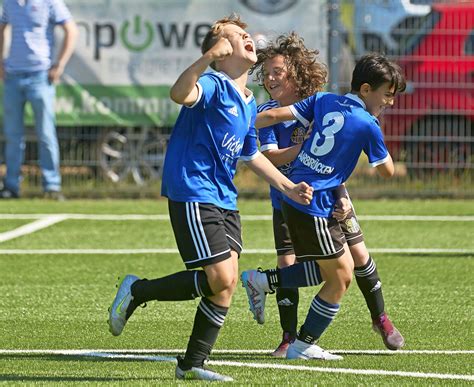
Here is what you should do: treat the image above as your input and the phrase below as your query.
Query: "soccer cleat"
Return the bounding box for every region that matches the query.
[175,356,233,382]
[271,332,296,358]
[286,339,343,360]
[241,269,270,324]
[372,312,405,350]
[108,274,140,336]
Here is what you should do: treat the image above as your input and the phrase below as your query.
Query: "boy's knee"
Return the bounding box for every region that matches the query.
[326,267,352,295]
[208,272,237,294]
[341,271,353,291]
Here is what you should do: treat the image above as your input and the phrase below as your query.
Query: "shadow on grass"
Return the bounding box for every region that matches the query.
[0,374,131,382]
[0,353,176,382]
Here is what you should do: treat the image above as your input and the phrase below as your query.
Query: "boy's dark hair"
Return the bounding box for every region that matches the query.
[201,14,247,70]
[351,53,406,93]
[251,31,328,99]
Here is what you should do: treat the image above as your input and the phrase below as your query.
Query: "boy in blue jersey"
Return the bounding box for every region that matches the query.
[252,35,405,357]
[242,53,406,360]
[107,15,313,381]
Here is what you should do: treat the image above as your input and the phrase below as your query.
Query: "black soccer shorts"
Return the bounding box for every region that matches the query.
[281,201,346,261]
[272,207,295,256]
[168,199,242,269]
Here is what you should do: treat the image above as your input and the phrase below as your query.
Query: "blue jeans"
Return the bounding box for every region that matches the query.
[3,70,61,194]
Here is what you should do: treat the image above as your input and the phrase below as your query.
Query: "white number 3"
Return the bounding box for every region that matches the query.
[310,111,344,156]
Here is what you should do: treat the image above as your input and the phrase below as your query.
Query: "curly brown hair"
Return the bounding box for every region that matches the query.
[251,32,328,99]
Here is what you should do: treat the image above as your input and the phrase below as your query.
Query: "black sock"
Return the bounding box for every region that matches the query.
[183,298,228,368]
[297,325,318,345]
[276,287,299,336]
[354,256,385,319]
[265,268,280,290]
[131,270,213,304]
[267,262,323,289]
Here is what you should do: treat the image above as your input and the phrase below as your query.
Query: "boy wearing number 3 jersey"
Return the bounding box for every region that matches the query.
[241,53,405,360]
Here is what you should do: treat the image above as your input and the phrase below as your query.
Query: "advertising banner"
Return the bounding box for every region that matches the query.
[1,0,328,126]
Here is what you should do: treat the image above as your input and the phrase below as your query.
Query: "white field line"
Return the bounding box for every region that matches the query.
[0,248,472,255]
[1,349,472,355]
[0,214,473,221]
[0,215,68,243]
[1,350,472,381]
[0,214,471,252]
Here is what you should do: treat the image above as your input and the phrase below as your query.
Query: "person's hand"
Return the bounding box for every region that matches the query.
[208,37,233,63]
[332,197,351,221]
[286,182,313,205]
[48,63,64,84]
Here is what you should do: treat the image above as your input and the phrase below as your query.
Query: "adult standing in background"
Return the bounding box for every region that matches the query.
[0,0,77,200]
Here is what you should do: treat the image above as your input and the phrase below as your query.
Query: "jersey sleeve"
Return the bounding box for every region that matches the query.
[364,121,390,167]
[257,101,279,151]
[289,93,318,128]
[258,125,278,152]
[49,0,73,24]
[188,73,218,109]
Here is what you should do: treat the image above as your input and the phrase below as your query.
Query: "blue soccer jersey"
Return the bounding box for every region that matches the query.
[258,99,309,210]
[161,71,259,210]
[284,92,390,217]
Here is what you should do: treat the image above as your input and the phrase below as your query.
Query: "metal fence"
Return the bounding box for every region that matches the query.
[0,126,171,198]
[0,0,472,198]
[327,0,473,197]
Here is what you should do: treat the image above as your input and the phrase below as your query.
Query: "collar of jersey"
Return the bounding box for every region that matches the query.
[216,71,254,104]
[344,93,366,110]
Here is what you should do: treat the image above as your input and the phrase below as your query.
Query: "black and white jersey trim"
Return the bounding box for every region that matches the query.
[345,234,363,241]
[226,233,242,251]
[296,250,344,259]
[186,202,212,259]
[185,202,231,264]
[185,248,231,265]
[314,217,337,256]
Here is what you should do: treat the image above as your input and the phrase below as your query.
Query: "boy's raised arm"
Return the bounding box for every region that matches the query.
[256,106,295,129]
[170,37,233,105]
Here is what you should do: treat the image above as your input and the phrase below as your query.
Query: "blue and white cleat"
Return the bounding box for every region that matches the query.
[240,269,270,324]
[108,274,140,336]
